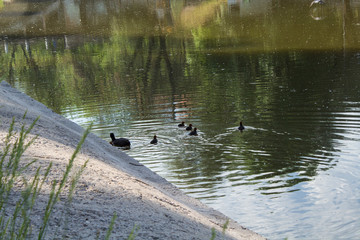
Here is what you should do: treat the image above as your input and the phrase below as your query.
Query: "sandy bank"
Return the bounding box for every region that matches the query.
[0,81,264,239]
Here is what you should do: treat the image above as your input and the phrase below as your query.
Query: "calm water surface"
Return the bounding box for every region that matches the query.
[1,0,360,239]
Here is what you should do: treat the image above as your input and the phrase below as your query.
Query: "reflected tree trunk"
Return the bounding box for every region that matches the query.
[143,36,156,88]
[343,0,355,47]
[159,35,173,78]
[21,42,39,72]
[79,0,88,28]
[158,35,176,120]
[128,37,144,69]
[8,46,17,84]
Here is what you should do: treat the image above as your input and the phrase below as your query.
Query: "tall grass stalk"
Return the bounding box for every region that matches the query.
[60,158,88,239]
[0,114,39,239]
[0,115,94,239]
[127,224,139,240]
[210,219,230,240]
[105,213,117,240]
[37,123,92,240]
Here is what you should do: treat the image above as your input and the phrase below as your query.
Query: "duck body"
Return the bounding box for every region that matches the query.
[110,133,131,148]
[178,121,185,127]
[150,135,158,144]
[189,128,198,136]
[186,124,193,131]
[238,121,245,131]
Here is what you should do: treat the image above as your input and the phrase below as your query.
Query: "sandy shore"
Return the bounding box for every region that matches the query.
[0,81,264,240]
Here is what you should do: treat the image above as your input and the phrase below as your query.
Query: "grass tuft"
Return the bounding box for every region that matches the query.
[0,115,108,239]
[0,115,39,239]
[210,219,230,240]
[127,224,140,240]
[37,123,92,240]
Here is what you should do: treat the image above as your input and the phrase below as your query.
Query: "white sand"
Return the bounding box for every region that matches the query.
[0,81,265,240]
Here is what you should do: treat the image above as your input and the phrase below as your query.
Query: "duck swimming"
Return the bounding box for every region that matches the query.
[238,121,245,131]
[178,121,185,127]
[150,135,158,144]
[189,128,198,136]
[186,124,193,131]
[110,133,131,148]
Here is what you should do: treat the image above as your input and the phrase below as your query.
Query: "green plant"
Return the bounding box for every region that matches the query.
[0,114,92,239]
[105,213,117,240]
[210,219,229,240]
[37,122,91,240]
[0,114,40,239]
[127,224,139,240]
[222,219,229,235]
[210,228,216,240]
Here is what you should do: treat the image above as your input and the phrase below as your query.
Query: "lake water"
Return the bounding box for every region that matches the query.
[1,0,360,239]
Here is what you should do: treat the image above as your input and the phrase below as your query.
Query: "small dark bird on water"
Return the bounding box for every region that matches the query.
[110,133,131,148]
[189,128,198,136]
[178,121,185,127]
[186,124,193,131]
[238,121,245,131]
[150,135,158,144]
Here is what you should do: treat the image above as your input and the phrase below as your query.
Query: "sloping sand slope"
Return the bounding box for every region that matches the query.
[0,81,264,239]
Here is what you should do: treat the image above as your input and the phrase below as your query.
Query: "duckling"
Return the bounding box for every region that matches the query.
[186,124,193,131]
[178,121,185,127]
[238,121,245,131]
[189,128,198,136]
[110,133,131,148]
[150,135,158,144]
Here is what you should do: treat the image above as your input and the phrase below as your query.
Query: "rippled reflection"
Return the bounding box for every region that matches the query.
[1,0,360,239]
